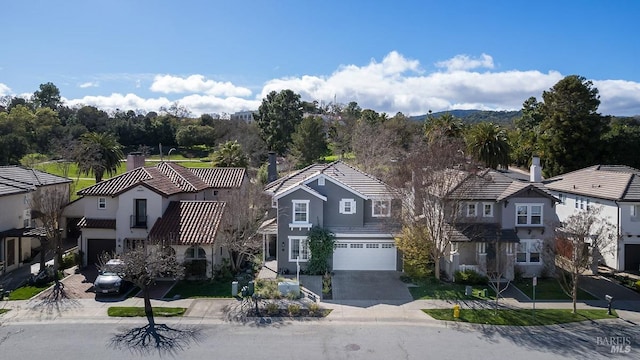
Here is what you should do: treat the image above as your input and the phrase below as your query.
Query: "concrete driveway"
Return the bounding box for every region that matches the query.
[331,271,413,304]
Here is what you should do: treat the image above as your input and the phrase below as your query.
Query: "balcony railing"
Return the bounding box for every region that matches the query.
[130,215,147,228]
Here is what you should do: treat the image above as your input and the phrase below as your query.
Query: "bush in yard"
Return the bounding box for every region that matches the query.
[266,302,279,315]
[308,303,321,315]
[287,304,301,316]
[60,252,76,270]
[635,280,640,292]
[454,269,488,285]
[306,226,336,275]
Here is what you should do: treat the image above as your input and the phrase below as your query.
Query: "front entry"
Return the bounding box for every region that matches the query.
[624,244,640,272]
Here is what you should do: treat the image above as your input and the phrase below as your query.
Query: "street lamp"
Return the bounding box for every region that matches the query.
[168,148,177,162]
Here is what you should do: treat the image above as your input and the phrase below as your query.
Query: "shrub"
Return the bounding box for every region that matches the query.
[322,273,332,295]
[60,252,76,270]
[265,302,279,315]
[285,291,300,300]
[308,303,321,315]
[454,269,488,285]
[635,280,640,292]
[287,304,301,316]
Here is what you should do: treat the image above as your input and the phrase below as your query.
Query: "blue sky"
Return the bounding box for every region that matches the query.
[2,0,639,116]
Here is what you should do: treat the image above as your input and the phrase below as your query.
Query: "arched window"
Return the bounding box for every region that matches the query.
[185,246,206,259]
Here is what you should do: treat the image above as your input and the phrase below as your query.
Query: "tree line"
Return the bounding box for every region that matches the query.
[3,76,640,180]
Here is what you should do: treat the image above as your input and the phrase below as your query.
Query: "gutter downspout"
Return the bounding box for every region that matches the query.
[615,200,621,270]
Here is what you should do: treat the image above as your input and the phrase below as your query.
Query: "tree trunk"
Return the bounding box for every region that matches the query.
[572,272,578,314]
[143,285,155,327]
[434,257,441,280]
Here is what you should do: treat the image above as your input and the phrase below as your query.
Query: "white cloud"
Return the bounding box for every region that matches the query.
[435,53,495,72]
[0,83,11,96]
[78,81,99,88]
[58,52,640,117]
[150,74,252,97]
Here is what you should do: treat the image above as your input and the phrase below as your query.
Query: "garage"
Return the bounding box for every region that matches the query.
[332,241,397,271]
[86,239,116,267]
[624,244,640,272]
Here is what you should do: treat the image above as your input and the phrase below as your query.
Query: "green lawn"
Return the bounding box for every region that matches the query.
[107,306,186,317]
[165,280,233,299]
[409,278,495,300]
[7,283,53,300]
[0,309,9,315]
[513,278,597,300]
[423,308,617,326]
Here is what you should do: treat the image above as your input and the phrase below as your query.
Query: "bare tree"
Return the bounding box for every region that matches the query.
[99,245,184,326]
[554,206,615,313]
[392,138,480,280]
[216,181,270,272]
[30,185,69,273]
[351,120,400,179]
[486,236,514,314]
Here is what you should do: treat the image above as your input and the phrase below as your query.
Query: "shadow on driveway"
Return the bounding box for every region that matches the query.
[328,271,413,306]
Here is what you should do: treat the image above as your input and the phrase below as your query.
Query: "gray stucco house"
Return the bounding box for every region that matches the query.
[442,159,559,280]
[262,160,400,274]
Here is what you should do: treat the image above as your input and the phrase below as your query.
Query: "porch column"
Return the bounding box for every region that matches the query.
[449,251,459,277]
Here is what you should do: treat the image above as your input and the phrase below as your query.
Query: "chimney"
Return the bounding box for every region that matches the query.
[267,151,278,183]
[530,156,542,182]
[126,152,145,172]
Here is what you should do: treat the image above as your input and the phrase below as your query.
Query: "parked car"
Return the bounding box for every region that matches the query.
[94,259,126,295]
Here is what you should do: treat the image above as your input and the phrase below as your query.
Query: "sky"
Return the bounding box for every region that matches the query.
[2,0,639,117]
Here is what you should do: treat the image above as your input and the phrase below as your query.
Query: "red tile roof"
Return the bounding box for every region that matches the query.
[148,201,226,245]
[77,163,239,197]
[77,217,117,229]
[190,167,246,188]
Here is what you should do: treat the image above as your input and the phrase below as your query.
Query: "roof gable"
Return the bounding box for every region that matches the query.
[0,166,71,197]
[545,165,640,201]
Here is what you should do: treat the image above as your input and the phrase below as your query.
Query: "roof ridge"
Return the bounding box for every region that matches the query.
[158,162,197,191]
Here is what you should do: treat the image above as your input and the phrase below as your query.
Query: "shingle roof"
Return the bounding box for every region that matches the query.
[0,166,71,197]
[190,167,246,188]
[545,165,640,201]
[265,161,393,199]
[77,163,232,197]
[449,223,519,243]
[148,201,226,245]
[77,217,117,229]
[447,169,557,203]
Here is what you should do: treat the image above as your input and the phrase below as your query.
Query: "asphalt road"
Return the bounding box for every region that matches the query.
[0,320,638,360]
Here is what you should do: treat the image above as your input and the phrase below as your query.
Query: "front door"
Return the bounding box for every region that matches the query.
[7,239,15,266]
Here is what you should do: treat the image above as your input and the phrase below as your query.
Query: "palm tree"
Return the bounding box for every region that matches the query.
[424,113,464,143]
[466,122,510,169]
[75,132,124,182]
[210,140,248,168]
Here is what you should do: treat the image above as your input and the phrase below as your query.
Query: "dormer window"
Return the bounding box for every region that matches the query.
[340,199,356,214]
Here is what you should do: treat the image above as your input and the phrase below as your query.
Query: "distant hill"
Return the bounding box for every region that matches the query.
[409,110,522,126]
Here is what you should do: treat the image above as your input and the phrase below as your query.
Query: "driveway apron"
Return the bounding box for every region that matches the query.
[331,271,413,302]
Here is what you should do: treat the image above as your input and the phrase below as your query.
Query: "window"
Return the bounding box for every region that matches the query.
[575,197,587,210]
[131,199,147,228]
[289,236,309,261]
[318,177,325,186]
[372,199,391,217]
[558,193,566,205]
[98,197,106,209]
[185,246,206,259]
[366,243,379,249]
[340,199,356,214]
[350,243,364,248]
[631,205,640,222]
[292,200,310,223]
[516,239,542,264]
[467,203,477,217]
[483,203,493,217]
[335,243,348,249]
[516,204,543,226]
[381,243,394,249]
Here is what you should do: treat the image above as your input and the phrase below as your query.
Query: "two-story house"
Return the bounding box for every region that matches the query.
[70,158,247,278]
[545,165,640,272]
[0,166,71,275]
[263,161,400,273]
[441,158,559,280]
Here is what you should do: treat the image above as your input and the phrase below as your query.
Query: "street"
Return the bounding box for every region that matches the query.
[0,320,637,359]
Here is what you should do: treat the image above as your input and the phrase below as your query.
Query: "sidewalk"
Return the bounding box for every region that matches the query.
[3,295,639,326]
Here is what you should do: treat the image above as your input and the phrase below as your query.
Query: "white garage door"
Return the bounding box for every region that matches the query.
[333,241,397,271]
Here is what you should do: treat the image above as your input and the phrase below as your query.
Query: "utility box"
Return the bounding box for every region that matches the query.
[465,286,472,296]
[231,281,238,297]
[278,281,300,296]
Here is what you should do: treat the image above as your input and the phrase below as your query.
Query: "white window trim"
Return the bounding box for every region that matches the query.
[516,239,542,265]
[288,236,309,262]
[482,202,493,217]
[98,197,107,210]
[372,199,391,218]
[339,198,356,214]
[515,203,543,226]
[290,200,312,229]
[318,177,325,186]
[467,203,477,217]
